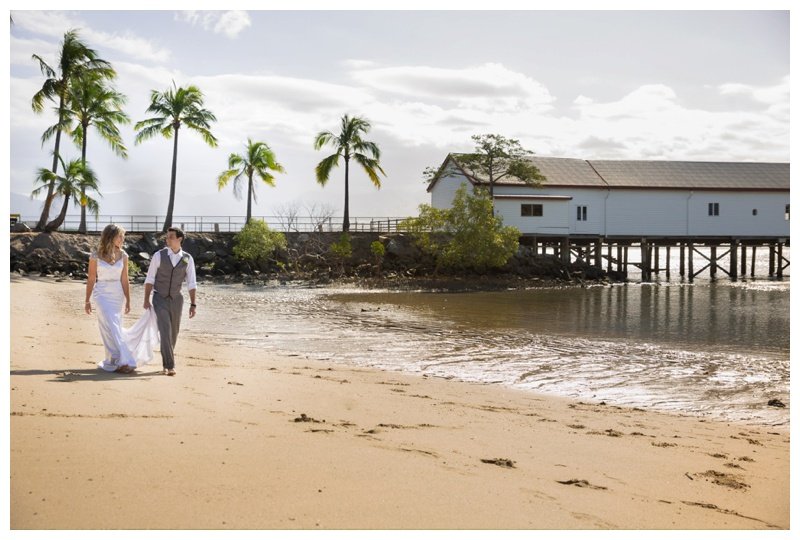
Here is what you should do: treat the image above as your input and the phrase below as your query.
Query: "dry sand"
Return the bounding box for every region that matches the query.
[9,276,789,530]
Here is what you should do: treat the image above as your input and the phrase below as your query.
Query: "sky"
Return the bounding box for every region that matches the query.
[6,5,791,223]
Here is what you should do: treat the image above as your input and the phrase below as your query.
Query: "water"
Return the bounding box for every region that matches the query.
[187,276,789,427]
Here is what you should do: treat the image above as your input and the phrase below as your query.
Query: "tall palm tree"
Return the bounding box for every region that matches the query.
[31,29,114,231]
[31,157,100,232]
[44,72,129,233]
[134,82,217,232]
[313,114,386,232]
[217,138,285,223]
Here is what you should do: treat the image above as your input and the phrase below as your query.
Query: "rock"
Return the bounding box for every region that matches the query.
[767,399,786,408]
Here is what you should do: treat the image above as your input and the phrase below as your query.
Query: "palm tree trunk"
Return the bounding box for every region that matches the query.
[343,156,350,232]
[246,172,253,223]
[45,193,71,232]
[163,127,180,233]
[78,125,89,234]
[35,93,67,231]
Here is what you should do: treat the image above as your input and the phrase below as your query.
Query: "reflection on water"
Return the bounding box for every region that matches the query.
[188,278,789,426]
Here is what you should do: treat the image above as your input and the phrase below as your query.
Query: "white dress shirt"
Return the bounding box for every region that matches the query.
[144,247,197,291]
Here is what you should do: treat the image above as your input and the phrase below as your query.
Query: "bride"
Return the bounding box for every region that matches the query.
[84,224,159,373]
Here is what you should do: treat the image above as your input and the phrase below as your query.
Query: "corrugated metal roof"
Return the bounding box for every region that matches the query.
[448,154,789,191]
[588,160,789,190]
[452,155,606,187]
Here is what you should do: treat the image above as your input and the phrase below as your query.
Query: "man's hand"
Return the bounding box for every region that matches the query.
[189,304,196,319]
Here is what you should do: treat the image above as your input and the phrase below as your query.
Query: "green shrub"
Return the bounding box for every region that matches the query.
[329,232,353,260]
[127,259,141,278]
[401,184,519,272]
[233,219,287,264]
[370,240,385,260]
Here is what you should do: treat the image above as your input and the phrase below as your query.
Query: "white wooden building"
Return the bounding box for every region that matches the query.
[428,155,790,238]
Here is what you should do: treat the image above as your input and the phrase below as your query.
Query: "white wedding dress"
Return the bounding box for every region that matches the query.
[93,253,160,371]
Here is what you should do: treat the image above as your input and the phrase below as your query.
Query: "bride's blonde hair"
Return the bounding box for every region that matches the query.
[98,224,125,261]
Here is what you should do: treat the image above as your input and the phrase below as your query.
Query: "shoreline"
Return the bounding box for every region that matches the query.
[10,277,789,529]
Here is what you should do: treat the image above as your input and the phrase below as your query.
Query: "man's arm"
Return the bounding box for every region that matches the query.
[143,251,159,309]
[187,256,197,319]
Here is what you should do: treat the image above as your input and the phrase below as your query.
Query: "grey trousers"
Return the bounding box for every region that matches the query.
[153,292,183,370]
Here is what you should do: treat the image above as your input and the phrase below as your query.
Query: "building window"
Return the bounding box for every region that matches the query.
[786,204,790,221]
[521,204,543,217]
[752,209,758,216]
[576,206,588,221]
[708,202,720,216]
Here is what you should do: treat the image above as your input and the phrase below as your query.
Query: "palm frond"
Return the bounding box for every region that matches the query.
[315,153,341,186]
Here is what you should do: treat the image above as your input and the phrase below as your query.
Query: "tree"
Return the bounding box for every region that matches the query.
[401,184,520,272]
[134,82,217,232]
[49,71,129,233]
[31,157,100,232]
[232,220,287,268]
[314,114,386,232]
[218,138,285,224]
[31,29,115,231]
[428,134,546,210]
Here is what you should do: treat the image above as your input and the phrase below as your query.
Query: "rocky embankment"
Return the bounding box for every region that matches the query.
[10,231,612,289]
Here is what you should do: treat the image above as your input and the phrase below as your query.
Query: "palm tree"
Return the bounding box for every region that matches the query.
[218,138,285,223]
[313,114,386,232]
[134,82,217,232]
[31,157,100,232]
[31,29,114,231]
[45,72,129,233]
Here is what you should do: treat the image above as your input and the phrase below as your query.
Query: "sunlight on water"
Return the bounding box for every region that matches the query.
[187,275,789,427]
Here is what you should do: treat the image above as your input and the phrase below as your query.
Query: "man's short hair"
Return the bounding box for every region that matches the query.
[167,227,185,243]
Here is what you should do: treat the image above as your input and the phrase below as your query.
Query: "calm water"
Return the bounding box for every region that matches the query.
[186,275,790,427]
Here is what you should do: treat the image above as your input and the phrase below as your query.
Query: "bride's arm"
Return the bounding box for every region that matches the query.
[120,253,131,314]
[85,256,97,315]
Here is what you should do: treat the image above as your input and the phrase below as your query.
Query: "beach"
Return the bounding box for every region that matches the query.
[10,276,789,529]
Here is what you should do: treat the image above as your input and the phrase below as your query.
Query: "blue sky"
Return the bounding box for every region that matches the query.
[7,5,791,221]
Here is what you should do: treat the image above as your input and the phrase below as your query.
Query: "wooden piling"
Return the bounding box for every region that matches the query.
[688,242,694,282]
[710,245,717,280]
[679,243,685,277]
[730,240,738,280]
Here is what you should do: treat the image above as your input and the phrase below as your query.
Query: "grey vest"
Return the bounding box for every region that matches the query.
[154,247,188,298]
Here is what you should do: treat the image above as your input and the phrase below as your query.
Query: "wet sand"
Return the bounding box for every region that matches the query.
[9,276,789,529]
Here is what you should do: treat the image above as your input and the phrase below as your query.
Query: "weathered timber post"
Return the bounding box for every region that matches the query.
[751,246,757,278]
[666,246,671,279]
[561,237,570,264]
[730,240,739,280]
[688,242,694,282]
[641,239,651,282]
[594,238,603,269]
[654,245,660,275]
[769,243,776,276]
[679,242,685,278]
[710,245,718,280]
[777,242,784,278]
[740,243,747,277]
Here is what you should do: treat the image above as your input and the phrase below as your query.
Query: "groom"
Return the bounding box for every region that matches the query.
[143,227,197,376]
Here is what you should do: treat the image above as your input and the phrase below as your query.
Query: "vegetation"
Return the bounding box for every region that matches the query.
[314,114,385,232]
[370,240,386,274]
[232,219,287,266]
[127,259,141,278]
[31,157,100,232]
[425,134,546,209]
[401,184,520,272]
[218,138,285,223]
[329,233,353,275]
[31,29,115,231]
[53,71,130,233]
[134,82,217,232]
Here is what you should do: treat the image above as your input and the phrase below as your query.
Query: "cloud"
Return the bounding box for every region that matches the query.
[11,10,171,64]
[175,10,251,39]
[351,63,556,113]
